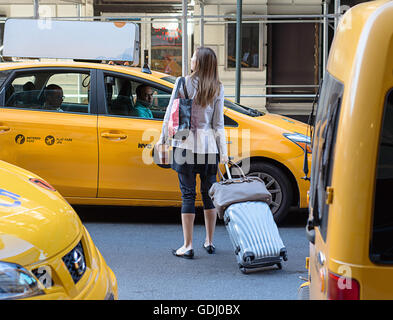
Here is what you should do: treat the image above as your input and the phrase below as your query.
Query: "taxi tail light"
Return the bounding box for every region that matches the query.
[328,271,360,300]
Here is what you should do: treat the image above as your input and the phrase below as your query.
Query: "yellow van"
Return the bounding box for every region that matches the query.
[0,61,311,223]
[300,0,393,299]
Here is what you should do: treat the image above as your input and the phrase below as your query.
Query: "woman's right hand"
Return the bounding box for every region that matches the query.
[155,142,170,165]
[220,154,229,164]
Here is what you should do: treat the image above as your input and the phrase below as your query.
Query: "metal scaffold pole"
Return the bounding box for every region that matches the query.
[34,0,39,19]
[334,0,341,31]
[182,0,189,76]
[235,0,242,104]
[200,1,205,47]
[323,0,329,78]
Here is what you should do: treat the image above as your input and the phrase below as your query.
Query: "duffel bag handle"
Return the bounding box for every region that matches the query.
[218,161,247,181]
[224,162,232,180]
[228,161,247,179]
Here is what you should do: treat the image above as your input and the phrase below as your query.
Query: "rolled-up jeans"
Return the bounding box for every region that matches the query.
[177,171,217,214]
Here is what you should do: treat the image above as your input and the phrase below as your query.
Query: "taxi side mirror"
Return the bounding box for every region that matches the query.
[306,221,315,244]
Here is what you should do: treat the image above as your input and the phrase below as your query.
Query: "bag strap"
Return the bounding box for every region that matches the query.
[180,77,189,100]
[174,77,185,99]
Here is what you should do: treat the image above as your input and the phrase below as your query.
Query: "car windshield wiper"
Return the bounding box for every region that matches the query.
[235,103,264,116]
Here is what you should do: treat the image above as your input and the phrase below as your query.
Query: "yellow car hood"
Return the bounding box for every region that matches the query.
[0,161,82,266]
[257,113,310,136]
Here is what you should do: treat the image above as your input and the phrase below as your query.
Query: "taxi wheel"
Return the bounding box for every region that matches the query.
[246,162,293,224]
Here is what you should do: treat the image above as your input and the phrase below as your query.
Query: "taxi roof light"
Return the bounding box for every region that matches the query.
[3,19,140,65]
[141,49,152,74]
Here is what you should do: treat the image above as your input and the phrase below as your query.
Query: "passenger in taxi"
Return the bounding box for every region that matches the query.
[132,84,154,119]
[43,84,64,111]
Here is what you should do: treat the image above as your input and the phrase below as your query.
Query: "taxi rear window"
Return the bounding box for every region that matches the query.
[370,89,393,264]
[2,70,90,114]
[308,72,344,241]
[0,70,12,87]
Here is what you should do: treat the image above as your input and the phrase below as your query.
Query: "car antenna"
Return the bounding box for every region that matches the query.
[142,49,152,74]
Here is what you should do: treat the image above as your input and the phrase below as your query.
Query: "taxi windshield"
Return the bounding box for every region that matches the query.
[161,75,264,117]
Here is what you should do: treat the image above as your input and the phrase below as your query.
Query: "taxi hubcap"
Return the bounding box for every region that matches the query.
[247,172,282,215]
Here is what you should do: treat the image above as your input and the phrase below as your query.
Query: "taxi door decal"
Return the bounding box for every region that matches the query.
[0,189,21,207]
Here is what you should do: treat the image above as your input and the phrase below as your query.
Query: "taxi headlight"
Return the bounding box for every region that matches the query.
[0,261,44,300]
[283,133,312,153]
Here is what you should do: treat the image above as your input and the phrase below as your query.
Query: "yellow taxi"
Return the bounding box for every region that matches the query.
[0,61,311,223]
[0,160,117,299]
[299,0,393,299]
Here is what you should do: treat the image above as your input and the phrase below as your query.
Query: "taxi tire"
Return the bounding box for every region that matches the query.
[246,162,292,225]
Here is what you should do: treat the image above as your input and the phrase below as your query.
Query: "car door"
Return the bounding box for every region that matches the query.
[0,67,98,198]
[96,70,181,201]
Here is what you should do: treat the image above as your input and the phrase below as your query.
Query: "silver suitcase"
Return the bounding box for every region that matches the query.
[224,201,288,273]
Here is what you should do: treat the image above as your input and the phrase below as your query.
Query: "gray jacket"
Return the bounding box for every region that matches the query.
[158,75,228,158]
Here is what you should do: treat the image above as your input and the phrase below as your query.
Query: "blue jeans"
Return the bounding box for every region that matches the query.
[177,171,217,214]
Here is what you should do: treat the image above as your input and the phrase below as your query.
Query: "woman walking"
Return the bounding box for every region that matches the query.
[157,46,228,259]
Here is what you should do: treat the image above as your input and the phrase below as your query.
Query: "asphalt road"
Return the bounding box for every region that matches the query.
[75,205,310,300]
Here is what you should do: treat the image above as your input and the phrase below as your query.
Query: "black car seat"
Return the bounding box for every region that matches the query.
[111,80,133,116]
[105,82,113,112]
[21,81,38,107]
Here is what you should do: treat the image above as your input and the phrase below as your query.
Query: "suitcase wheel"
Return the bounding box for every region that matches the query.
[239,266,248,274]
[280,248,288,261]
[243,252,255,264]
[276,263,282,270]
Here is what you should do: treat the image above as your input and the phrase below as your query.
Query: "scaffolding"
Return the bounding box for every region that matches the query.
[0,0,344,104]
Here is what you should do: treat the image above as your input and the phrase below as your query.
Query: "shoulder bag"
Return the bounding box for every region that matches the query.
[168,77,193,142]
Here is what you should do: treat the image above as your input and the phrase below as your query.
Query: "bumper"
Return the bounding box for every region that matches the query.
[298,281,310,300]
[285,153,312,208]
[297,256,311,300]
[74,244,118,300]
[26,227,118,300]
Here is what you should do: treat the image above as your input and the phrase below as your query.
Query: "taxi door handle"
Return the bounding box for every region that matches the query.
[0,126,10,133]
[101,132,127,140]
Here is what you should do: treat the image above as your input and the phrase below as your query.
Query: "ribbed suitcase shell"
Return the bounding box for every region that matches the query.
[224,201,287,273]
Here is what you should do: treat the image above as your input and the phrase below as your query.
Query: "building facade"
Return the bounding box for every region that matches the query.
[0,0,370,120]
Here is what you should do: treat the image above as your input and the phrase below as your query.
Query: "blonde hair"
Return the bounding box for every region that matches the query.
[190,47,221,107]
